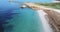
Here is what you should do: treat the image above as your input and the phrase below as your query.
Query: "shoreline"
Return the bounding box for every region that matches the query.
[24,3,60,32]
[24,3,54,32]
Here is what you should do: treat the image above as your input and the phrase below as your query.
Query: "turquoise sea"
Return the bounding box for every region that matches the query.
[3,7,43,32]
[0,0,53,32]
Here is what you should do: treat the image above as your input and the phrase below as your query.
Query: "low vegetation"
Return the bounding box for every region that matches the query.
[35,2,60,9]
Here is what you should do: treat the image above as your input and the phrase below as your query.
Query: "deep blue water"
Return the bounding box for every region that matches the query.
[3,7,43,32]
[0,1,20,32]
[0,0,53,32]
[0,3,44,32]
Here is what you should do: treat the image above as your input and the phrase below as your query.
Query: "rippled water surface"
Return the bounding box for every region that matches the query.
[3,7,43,32]
[0,0,45,32]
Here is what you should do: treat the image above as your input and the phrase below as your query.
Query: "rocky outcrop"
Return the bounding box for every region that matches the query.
[25,3,60,32]
[44,9,60,32]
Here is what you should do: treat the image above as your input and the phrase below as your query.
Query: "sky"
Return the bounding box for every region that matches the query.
[0,0,53,2]
[14,0,53,2]
[0,0,53,11]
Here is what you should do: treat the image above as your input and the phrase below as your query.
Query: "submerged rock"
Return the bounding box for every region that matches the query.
[21,5,26,9]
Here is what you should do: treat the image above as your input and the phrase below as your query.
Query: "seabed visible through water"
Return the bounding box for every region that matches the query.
[2,7,44,32]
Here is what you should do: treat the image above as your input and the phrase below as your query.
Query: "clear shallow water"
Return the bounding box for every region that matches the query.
[3,7,44,32]
[0,0,44,32]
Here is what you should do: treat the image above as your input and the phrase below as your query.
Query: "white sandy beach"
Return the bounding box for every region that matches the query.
[37,10,53,32]
[24,3,60,32]
[24,3,55,32]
